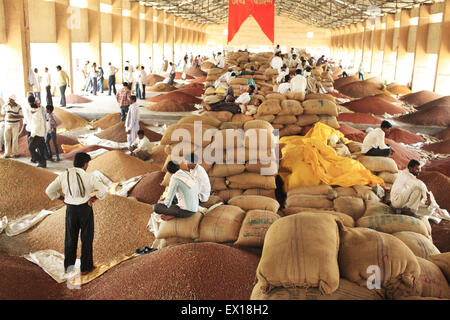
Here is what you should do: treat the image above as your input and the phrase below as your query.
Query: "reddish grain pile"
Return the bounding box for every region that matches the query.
[87,150,161,182]
[375,93,401,103]
[172,86,205,97]
[18,134,78,157]
[435,127,450,141]
[146,74,165,86]
[342,96,407,115]
[186,66,206,78]
[334,76,360,90]
[415,95,450,110]
[96,121,162,143]
[338,124,366,143]
[430,220,450,253]
[386,138,422,170]
[147,91,202,104]
[364,76,384,88]
[386,128,425,144]
[149,83,177,92]
[386,84,412,96]
[423,157,450,178]
[163,72,194,80]
[76,242,261,300]
[147,100,196,112]
[27,196,155,265]
[189,76,207,83]
[93,113,121,130]
[337,112,382,124]
[328,91,352,100]
[54,107,89,131]
[395,105,450,126]
[400,90,443,107]
[338,81,385,99]
[200,61,214,71]
[63,145,119,161]
[0,159,63,220]
[66,94,92,104]
[128,171,165,205]
[422,140,450,154]
[418,171,450,212]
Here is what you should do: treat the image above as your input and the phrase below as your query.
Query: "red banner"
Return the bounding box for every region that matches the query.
[228,0,274,44]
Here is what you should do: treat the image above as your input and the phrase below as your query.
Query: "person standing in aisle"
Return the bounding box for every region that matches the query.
[123,66,133,90]
[106,62,118,96]
[45,105,60,162]
[96,66,104,94]
[28,96,47,168]
[43,67,53,106]
[84,62,98,96]
[358,62,364,80]
[32,68,42,102]
[168,62,176,85]
[2,95,23,158]
[125,95,140,147]
[45,152,108,275]
[139,66,147,100]
[116,82,131,122]
[56,65,70,108]
[134,66,142,100]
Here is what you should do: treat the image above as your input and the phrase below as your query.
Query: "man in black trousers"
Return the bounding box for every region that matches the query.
[45,152,108,275]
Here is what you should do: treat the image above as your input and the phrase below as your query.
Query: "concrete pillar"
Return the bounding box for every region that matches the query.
[394,9,413,85]
[434,0,450,94]
[381,13,396,82]
[164,13,174,63]
[411,4,432,91]
[0,0,5,43]
[144,6,154,72]
[111,0,123,82]
[55,0,73,93]
[130,0,140,65]
[354,22,364,70]
[349,24,357,68]
[371,18,383,76]
[87,0,101,66]
[362,20,373,73]
[153,9,164,72]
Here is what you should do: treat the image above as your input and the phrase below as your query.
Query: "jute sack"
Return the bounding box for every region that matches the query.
[235,209,280,247]
[251,278,385,300]
[222,147,256,164]
[347,141,362,154]
[204,87,216,96]
[393,231,440,259]
[318,116,339,129]
[211,129,245,149]
[231,114,254,124]
[226,173,276,190]
[279,100,304,115]
[356,214,430,238]
[272,124,283,130]
[245,161,278,175]
[286,195,333,209]
[229,78,249,85]
[364,200,394,216]
[198,205,246,242]
[160,123,216,147]
[273,115,297,125]
[415,257,450,299]
[305,93,336,103]
[296,114,320,126]
[250,94,266,104]
[264,68,279,77]
[358,156,399,173]
[377,171,398,184]
[286,92,305,101]
[353,185,380,201]
[156,212,203,240]
[282,208,354,228]
[256,99,282,116]
[210,177,228,191]
[161,172,171,187]
[228,195,280,213]
[243,188,276,199]
[279,125,302,137]
[200,195,223,208]
[219,122,243,130]
[244,119,274,131]
[205,74,219,81]
[214,189,243,202]
[302,99,338,117]
[265,93,286,101]
[209,163,246,177]
[339,227,421,299]
[203,111,233,123]
[244,129,275,150]
[333,196,366,220]
[177,115,221,128]
[166,141,200,158]
[254,115,275,123]
[207,68,225,76]
[287,185,334,197]
[335,187,357,197]
[429,253,450,283]
[203,95,223,104]
[256,212,342,295]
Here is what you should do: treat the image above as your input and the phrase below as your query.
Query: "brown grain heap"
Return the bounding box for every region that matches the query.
[333,75,360,90]
[86,150,161,182]
[63,145,118,161]
[95,121,162,143]
[93,113,121,130]
[186,66,207,78]
[172,85,205,97]
[54,107,89,131]
[27,195,155,265]
[338,81,384,99]
[163,72,194,80]
[386,138,422,170]
[386,84,412,96]
[66,94,92,104]
[342,96,407,115]
[430,220,450,253]
[415,96,450,110]
[147,100,197,112]
[400,90,443,107]
[149,83,177,92]
[338,124,366,143]
[395,105,450,127]
[422,157,450,178]
[146,74,165,86]
[18,134,78,157]
[418,171,450,212]
[386,128,425,145]
[337,113,382,124]
[422,140,450,154]
[0,159,63,220]
[128,171,165,205]
[434,127,450,141]
[147,91,202,105]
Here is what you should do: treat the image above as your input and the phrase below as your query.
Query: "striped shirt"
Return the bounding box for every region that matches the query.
[3,103,22,124]
[116,88,131,108]
[164,170,199,212]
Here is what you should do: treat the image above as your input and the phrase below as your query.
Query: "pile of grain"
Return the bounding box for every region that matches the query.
[337,81,385,99]
[434,127,450,141]
[415,96,450,110]
[189,76,207,83]
[342,96,407,115]
[386,138,422,170]
[386,84,412,96]
[364,76,384,88]
[328,91,352,100]
[95,121,162,143]
[418,171,450,211]
[147,100,196,112]
[422,157,450,177]
[422,140,450,154]
[87,150,161,182]
[93,113,121,130]
[430,220,450,253]
[76,242,260,300]
[200,61,214,72]
[18,134,78,157]
[54,107,89,131]
[386,128,425,145]
[333,76,360,90]
[400,90,443,107]
[0,159,63,220]
[146,74,165,86]
[147,91,202,105]
[337,112,382,124]
[172,85,205,97]
[149,83,177,92]
[395,105,450,126]
[375,93,401,103]
[27,195,155,265]
[163,72,194,80]
[128,171,165,205]
[63,145,118,161]
[66,94,92,104]
[338,124,366,143]
[186,66,206,78]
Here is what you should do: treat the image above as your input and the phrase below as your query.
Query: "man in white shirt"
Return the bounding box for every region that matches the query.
[276,65,289,84]
[290,69,307,93]
[45,152,108,275]
[270,52,283,72]
[123,66,133,89]
[288,54,300,69]
[84,62,98,95]
[106,62,118,96]
[139,66,147,100]
[43,67,53,106]
[214,52,225,69]
[274,44,281,54]
[184,153,210,204]
[277,75,291,94]
[167,62,176,85]
[214,69,234,89]
[130,130,153,161]
[133,67,142,100]
[361,121,393,156]
[391,159,449,220]
[2,94,23,158]
[125,95,140,147]
[32,68,42,102]
[27,96,47,168]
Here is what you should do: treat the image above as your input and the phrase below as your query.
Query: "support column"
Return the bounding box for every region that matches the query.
[349,24,357,69]
[111,0,123,83]
[130,0,140,66]
[394,9,412,84]
[354,22,364,71]
[154,9,164,72]
[87,0,101,66]
[381,13,396,82]
[434,0,450,94]
[362,20,373,73]
[411,4,432,91]
[371,18,383,76]
[144,6,154,72]
[55,0,73,93]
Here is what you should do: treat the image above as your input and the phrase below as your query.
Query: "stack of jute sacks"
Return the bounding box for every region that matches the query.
[151,195,281,251]
[250,211,450,300]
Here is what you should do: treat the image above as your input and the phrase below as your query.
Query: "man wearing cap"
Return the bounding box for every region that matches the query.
[2,95,23,158]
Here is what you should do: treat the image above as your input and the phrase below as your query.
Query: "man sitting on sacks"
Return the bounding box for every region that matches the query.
[391,159,450,222]
[361,120,394,157]
[204,84,257,114]
[184,152,211,206]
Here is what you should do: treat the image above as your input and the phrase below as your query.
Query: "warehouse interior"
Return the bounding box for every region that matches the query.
[0,0,450,303]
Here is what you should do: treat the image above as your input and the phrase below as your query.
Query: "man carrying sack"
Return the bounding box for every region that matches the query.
[45,152,108,275]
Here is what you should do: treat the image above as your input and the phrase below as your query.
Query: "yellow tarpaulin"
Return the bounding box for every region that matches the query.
[280,123,383,191]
